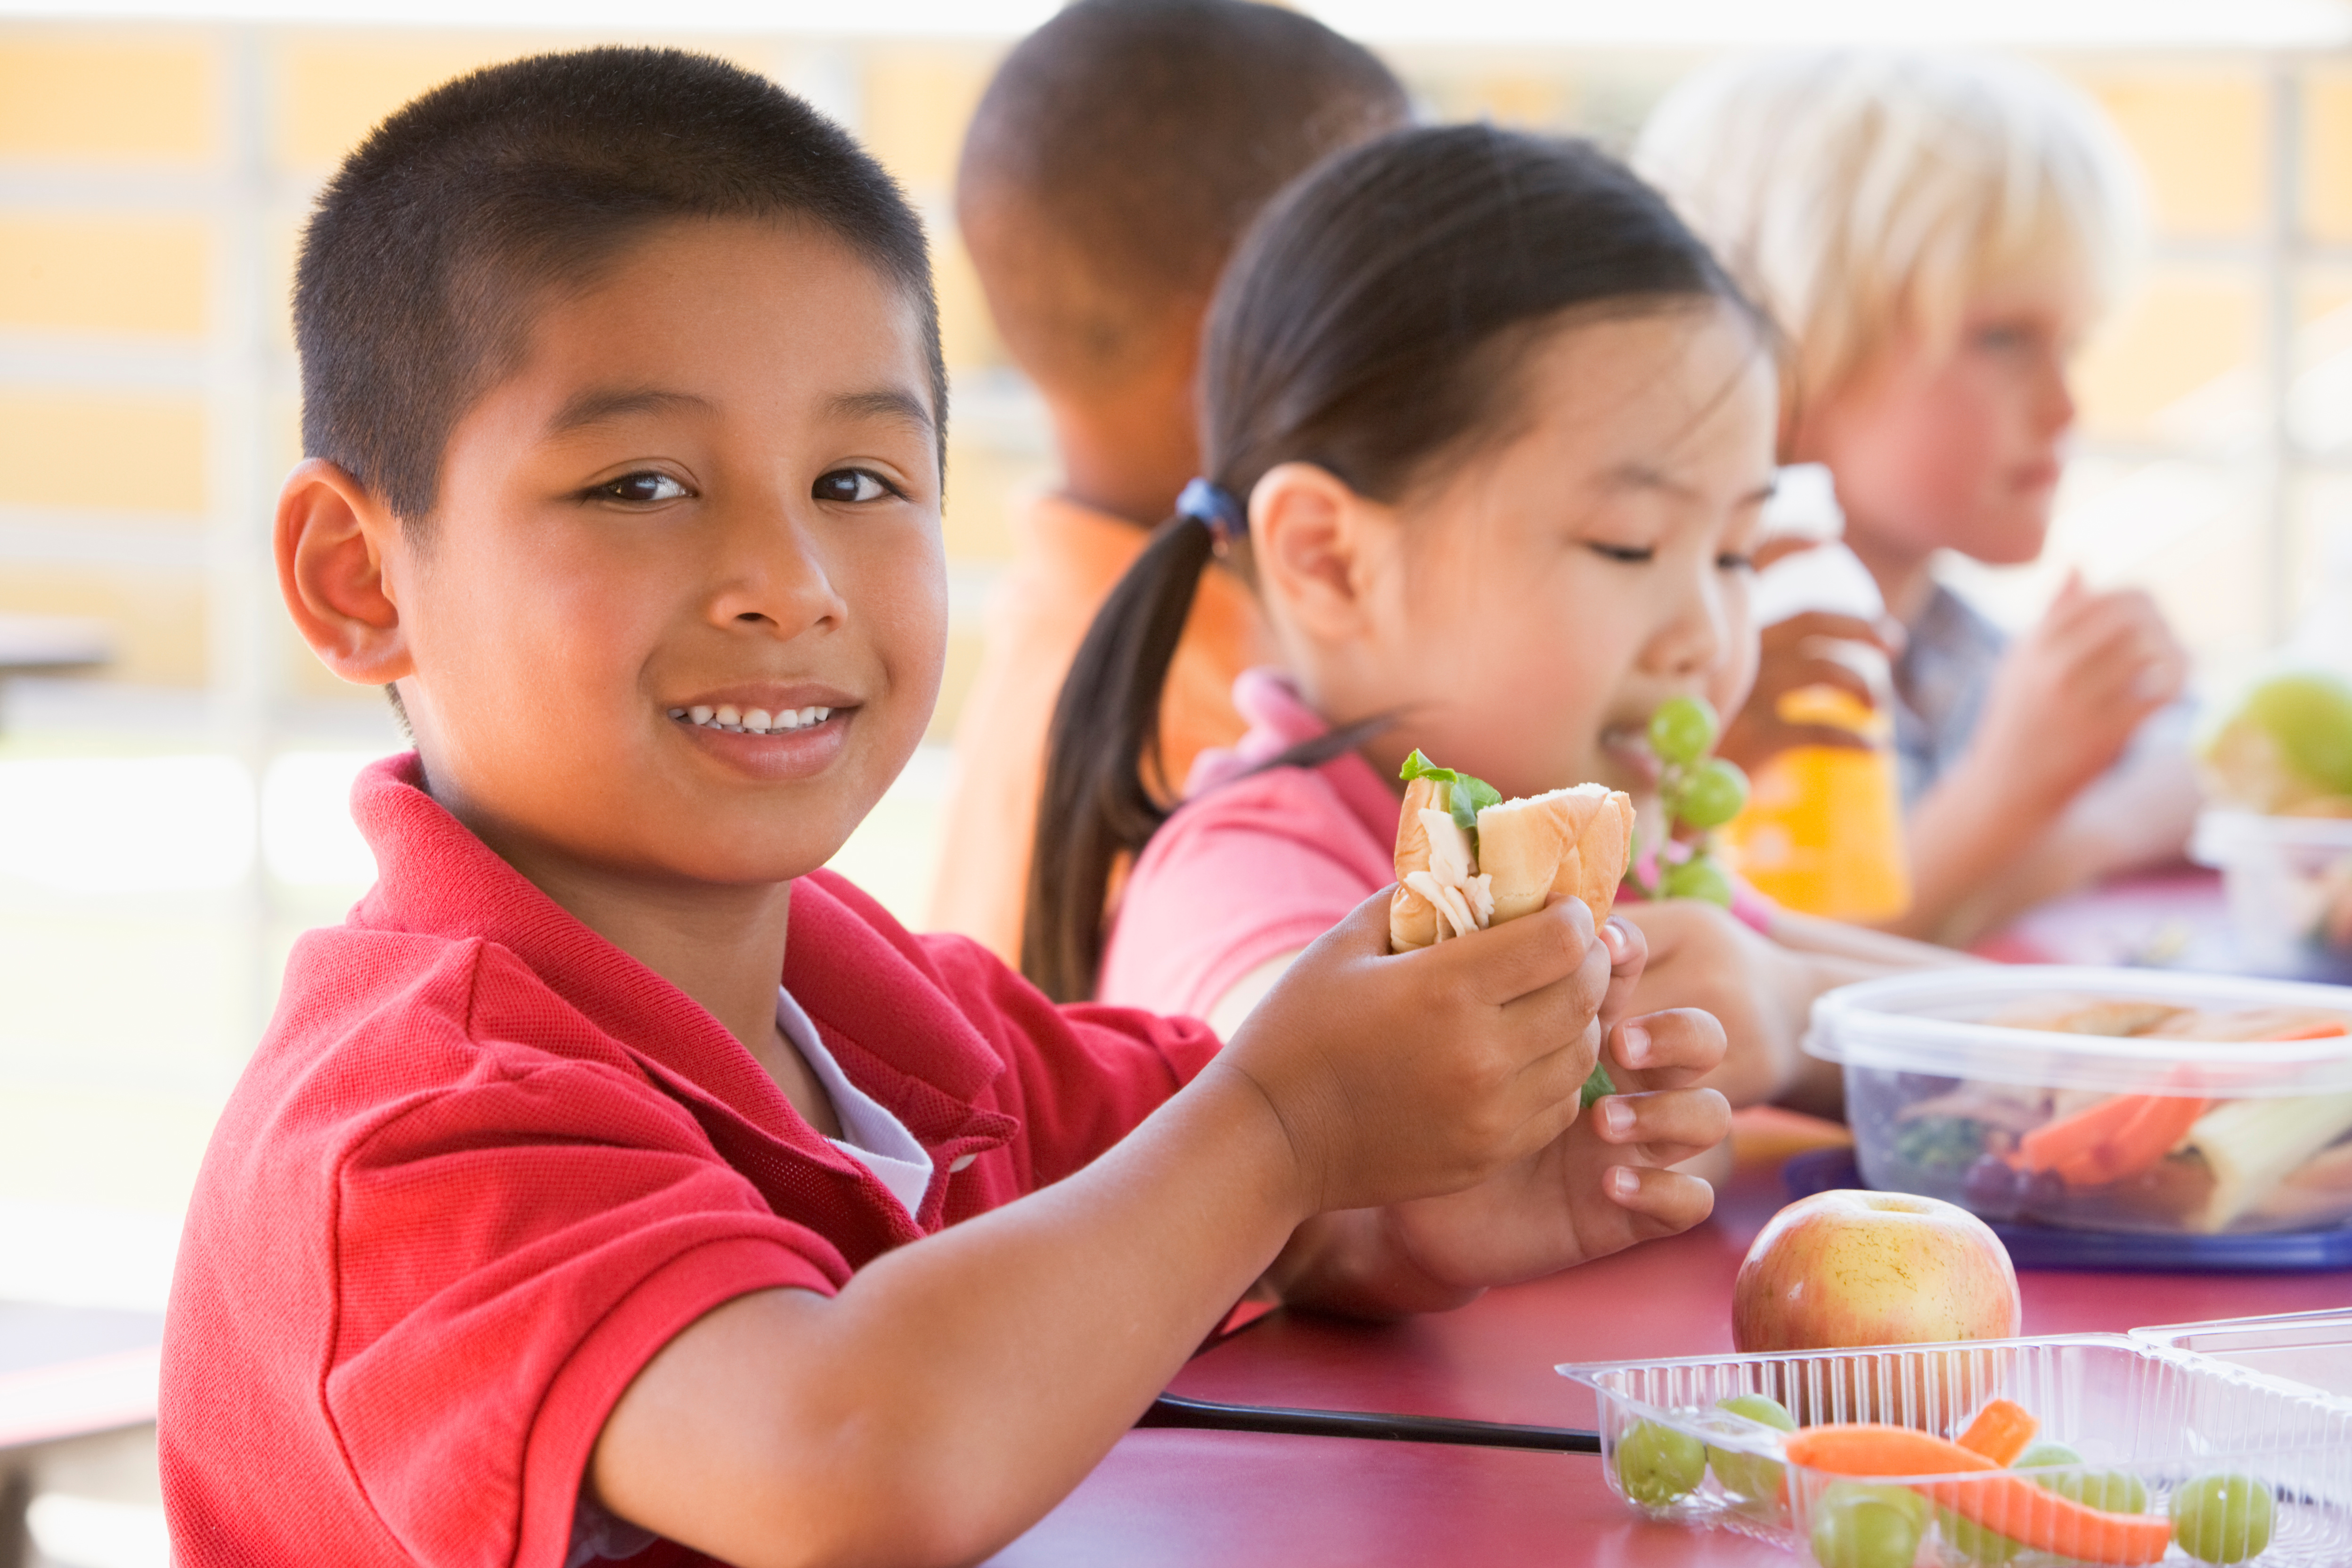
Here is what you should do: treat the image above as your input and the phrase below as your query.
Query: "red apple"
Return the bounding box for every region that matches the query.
[1734,1190,2021,1427]
[1735,1189,2020,1352]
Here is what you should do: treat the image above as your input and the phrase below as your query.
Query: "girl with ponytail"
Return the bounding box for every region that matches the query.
[1029,124,1956,1115]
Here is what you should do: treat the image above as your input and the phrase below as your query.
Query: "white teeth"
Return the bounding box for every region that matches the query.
[679,702,834,733]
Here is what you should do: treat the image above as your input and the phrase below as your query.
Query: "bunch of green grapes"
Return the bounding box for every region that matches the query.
[1642,695,1749,908]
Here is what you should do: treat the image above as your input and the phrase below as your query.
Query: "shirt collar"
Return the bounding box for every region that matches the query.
[347,753,1009,1150]
[1184,667,1400,847]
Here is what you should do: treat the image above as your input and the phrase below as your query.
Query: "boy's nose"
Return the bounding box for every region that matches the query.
[706,495,847,637]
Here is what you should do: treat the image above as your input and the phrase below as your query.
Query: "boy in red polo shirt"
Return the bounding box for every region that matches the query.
[159,48,1732,1568]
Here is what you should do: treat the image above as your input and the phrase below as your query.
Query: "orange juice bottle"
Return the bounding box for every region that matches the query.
[1717,467,1912,922]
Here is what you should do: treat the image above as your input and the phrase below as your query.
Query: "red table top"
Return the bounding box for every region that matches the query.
[986,1111,2352,1567]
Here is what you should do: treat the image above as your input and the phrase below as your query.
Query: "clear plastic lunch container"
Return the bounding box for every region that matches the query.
[1804,966,2352,1236]
[2131,1311,2352,1409]
[2192,810,2352,977]
[1560,1333,2352,1566]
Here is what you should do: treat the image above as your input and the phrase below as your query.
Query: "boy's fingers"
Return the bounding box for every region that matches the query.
[1609,1007,1727,1086]
[1593,1086,1733,1153]
[1448,892,1599,1006]
[1604,1164,1718,1232]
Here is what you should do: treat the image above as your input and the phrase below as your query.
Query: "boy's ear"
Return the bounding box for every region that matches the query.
[276,457,414,686]
[1248,461,1388,643]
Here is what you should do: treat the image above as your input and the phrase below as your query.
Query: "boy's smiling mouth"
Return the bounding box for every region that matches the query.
[664,686,860,779]
[671,702,838,736]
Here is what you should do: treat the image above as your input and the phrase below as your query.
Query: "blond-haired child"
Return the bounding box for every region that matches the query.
[1637,51,2198,945]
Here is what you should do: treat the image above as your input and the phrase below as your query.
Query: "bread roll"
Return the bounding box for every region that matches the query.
[1389,777,1445,952]
[1479,784,1635,928]
[1390,775,1635,952]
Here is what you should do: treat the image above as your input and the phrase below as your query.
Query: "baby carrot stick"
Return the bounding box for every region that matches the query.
[1954,1398,2036,1467]
[1783,1425,2174,1566]
[2018,1093,2208,1187]
[2015,1095,2144,1174]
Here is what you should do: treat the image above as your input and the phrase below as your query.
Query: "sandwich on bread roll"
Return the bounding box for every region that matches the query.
[1389,750,1636,953]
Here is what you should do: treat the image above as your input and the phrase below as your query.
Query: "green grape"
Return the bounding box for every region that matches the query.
[2036,1467,2149,1515]
[1649,695,1719,768]
[1659,853,1735,908]
[2015,1440,2083,1470]
[1936,1505,2022,1565]
[1615,1419,1706,1507]
[2171,1474,2275,1565]
[1674,757,1749,830]
[1580,1062,1616,1110]
[1808,1481,1926,1568]
[1706,1394,1794,1509]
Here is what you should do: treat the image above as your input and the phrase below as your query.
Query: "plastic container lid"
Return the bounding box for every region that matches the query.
[1804,964,2352,1096]
[2194,807,2352,861]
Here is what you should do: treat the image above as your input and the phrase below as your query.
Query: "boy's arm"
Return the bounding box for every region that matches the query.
[592,1061,1302,1568]
[593,892,1612,1568]
[1886,577,2186,944]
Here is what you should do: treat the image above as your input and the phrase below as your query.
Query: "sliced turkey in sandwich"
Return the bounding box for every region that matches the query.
[1388,750,1636,954]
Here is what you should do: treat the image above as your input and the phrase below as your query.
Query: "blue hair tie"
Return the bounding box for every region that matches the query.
[1175,477,1246,544]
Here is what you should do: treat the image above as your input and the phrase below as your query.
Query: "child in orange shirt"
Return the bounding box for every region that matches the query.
[930,0,1408,962]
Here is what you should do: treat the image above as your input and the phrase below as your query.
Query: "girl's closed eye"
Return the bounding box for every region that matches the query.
[1587,540,1656,564]
[814,467,898,504]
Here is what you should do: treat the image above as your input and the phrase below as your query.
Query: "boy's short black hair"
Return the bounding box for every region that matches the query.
[956,0,1407,394]
[297,45,945,527]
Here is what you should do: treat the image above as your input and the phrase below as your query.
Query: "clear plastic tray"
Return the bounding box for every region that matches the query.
[1805,966,2352,1236]
[2193,810,2352,976]
[1561,1333,2352,1566]
[2131,1311,2352,1409]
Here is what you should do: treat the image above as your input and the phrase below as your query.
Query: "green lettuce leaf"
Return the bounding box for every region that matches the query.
[1399,749,1503,840]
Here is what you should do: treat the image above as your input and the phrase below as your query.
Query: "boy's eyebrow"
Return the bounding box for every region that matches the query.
[545,386,714,435]
[829,386,936,436]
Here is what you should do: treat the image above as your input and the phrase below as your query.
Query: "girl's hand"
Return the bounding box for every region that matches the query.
[1363,1004,1731,1301]
[1718,610,1902,773]
[1264,919,1731,1317]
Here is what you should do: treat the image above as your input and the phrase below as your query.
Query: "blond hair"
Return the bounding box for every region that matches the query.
[1633,51,2143,420]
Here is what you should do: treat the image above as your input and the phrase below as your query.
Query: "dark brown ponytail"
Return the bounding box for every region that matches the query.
[1024,124,1757,1001]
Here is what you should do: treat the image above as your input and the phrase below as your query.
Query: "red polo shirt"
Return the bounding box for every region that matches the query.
[159,754,1219,1568]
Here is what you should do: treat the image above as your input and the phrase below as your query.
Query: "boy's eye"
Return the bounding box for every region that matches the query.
[1718,551,1757,573]
[1586,541,1655,564]
[815,468,895,504]
[591,471,690,504]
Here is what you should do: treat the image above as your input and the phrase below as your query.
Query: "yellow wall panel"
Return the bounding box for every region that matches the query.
[0,217,208,337]
[2304,69,2352,244]
[0,394,205,514]
[2072,270,2256,439]
[2082,70,2264,239]
[0,35,213,163]
[863,50,993,196]
[935,225,1002,374]
[0,564,206,686]
[274,34,542,171]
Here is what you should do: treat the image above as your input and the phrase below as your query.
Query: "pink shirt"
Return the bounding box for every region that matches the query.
[1099,670,1773,1016]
